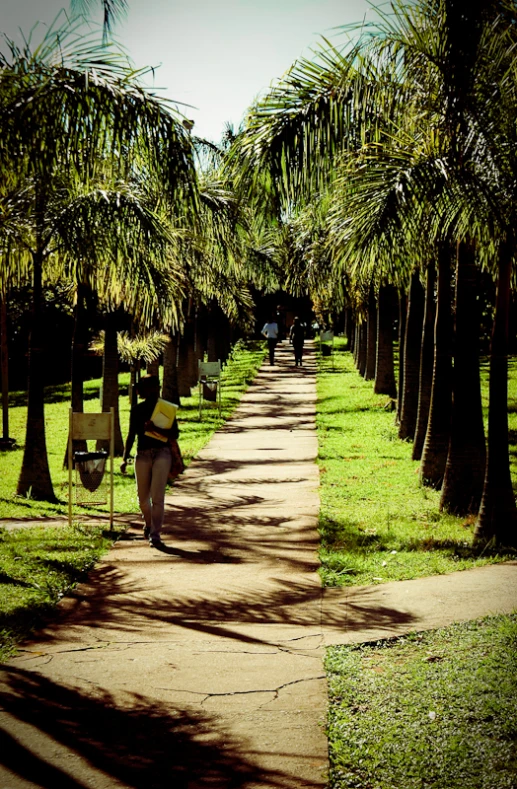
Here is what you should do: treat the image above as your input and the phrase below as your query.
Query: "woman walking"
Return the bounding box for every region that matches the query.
[121,375,179,548]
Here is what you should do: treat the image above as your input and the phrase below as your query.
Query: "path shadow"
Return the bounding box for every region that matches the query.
[36,558,415,651]
[0,666,296,789]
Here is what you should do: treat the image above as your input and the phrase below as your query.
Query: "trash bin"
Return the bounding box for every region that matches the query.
[202,380,218,401]
[321,344,332,357]
[74,450,108,492]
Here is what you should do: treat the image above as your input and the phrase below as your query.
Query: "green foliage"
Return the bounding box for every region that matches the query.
[317,340,516,586]
[326,614,517,789]
[0,339,265,520]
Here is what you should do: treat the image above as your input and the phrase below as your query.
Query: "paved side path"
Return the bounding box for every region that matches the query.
[1,340,517,789]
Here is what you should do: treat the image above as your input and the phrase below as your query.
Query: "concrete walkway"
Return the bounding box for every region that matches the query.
[1,340,517,789]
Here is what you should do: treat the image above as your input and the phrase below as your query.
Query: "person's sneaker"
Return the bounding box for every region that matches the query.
[143,526,150,540]
[149,535,163,548]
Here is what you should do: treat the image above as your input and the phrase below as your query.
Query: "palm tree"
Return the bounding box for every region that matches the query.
[0,176,32,447]
[70,0,128,42]
[420,243,453,487]
[364,285,377,381]
[0,19,197,500]
[374,285,397,399]
[398,271,425,441]
[440,242,485,514]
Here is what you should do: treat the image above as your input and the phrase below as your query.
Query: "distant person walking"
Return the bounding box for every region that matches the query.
[262,316,279,365]
[289,316,305,366]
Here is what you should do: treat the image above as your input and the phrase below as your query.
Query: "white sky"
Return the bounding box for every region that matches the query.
[1,0,381,142]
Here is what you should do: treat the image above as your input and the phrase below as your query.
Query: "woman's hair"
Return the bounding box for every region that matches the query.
[137,375,160,394]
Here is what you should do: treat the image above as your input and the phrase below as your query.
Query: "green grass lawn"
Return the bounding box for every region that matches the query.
[0,339,265,660]
[326,613,517,789]
[316,339,517,587]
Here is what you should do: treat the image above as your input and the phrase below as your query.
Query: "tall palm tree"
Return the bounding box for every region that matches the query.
[0,19,197,500]
[398,271,425,441]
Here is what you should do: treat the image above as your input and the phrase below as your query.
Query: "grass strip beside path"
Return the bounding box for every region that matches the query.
[316,340,516,587]
[326,613,517,789]
[0,523,114,661]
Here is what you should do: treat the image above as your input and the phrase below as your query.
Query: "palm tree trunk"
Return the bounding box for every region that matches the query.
[357,322,367,377]
[364,286,377,381]
[17,245,56,501]
[475,238,517,545]
[216,313,232,365]
[63,283,88,467]
[399,271,425,440]
[162,333,180,404]
[0,286,12,443]
[147,359,160,377]
[97,317,124,456]
[207,301,219,363]
[177,317,195,397]
[396,292,407,424]
[353,321,360,366]
[349,321,356,355]
[374,285,397,398]
[346,308,355,353]
[420,243,453,488]
[412,262,436,460]
[440,242,485,514]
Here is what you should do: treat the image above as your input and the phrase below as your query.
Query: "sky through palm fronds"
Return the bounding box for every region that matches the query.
[1,0,380,143]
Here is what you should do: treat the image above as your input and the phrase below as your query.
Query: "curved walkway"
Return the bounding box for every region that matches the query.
[1,340,516,788]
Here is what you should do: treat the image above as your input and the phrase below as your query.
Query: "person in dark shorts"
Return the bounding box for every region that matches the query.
[289,316,305,366]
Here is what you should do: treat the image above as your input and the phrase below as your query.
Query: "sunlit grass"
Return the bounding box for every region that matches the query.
[326,613,517,789]
[316,338,517,586]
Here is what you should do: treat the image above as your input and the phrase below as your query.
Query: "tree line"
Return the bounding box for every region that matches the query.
[228,0,517,548]
[0,13,287,503]
[2,0,517,551]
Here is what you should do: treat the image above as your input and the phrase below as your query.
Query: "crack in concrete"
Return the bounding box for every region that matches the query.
[277,633,324,644]
[53,643,114,655]
[15,654,53,666]
[200,674,326,708]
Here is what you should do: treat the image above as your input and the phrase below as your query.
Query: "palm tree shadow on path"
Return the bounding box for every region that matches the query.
[0,666,293,789]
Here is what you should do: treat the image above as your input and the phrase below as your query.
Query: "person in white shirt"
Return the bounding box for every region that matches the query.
[262,317,279,365]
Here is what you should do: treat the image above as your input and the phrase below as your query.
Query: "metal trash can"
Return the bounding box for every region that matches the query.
[202,380,218,401]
